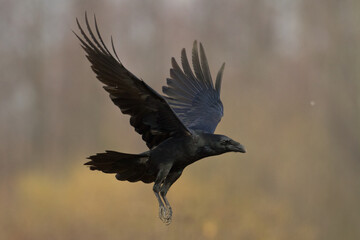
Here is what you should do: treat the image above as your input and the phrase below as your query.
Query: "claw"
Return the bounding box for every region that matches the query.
[165,206,172,218]
[158,205,172,225]
[159,205,166,220]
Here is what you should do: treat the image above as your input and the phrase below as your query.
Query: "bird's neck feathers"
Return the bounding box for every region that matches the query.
[194,133,227,157]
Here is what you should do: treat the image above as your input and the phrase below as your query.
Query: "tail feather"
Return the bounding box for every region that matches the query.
[85,150,149,182]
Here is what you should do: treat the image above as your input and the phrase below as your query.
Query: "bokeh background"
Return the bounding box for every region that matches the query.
[1,0,359,239]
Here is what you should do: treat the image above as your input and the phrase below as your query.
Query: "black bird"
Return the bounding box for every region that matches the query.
[75,14,246,225]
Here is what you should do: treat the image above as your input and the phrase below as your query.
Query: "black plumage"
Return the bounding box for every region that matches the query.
[75,13,246,225]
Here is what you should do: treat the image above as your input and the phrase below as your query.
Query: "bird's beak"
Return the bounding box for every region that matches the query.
[231,142,246,153]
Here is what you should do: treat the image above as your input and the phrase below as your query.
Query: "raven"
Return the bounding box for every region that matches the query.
[75,14,246,225]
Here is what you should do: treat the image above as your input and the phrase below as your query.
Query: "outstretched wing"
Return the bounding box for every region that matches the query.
[162,41,225,133]
[74,14,191,149]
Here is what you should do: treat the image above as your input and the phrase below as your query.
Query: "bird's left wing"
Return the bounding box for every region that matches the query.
[162,41,225,133]
[74,14,191,149]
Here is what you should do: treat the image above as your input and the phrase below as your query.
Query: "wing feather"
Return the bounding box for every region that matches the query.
[215,62,225,94]
[163,41,225,133]
[191,41,207,88]
[75,14,191,148]
[199,43,214,89]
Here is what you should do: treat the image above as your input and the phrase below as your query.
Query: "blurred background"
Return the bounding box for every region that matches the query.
[1,0,359,239]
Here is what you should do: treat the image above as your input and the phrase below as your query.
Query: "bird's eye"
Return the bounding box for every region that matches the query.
[221,140,231,145]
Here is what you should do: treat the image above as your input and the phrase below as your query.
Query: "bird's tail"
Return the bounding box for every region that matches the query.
[85,150,149,182]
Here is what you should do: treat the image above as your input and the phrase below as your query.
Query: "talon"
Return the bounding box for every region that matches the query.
[158,205,172,225]
[163,208,172,225]
[159,205,166,221]
[164,215,172,225]
[165,206,172,219]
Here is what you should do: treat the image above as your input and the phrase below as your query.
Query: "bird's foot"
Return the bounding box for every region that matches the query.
[165,206,172,219]
[159,205,172,225]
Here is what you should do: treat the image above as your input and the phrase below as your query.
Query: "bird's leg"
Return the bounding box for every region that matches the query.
[154,187,166,218]
[153,164,172,225]
[159,170,183,224]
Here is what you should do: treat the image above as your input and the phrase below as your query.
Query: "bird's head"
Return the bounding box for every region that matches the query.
[218,135,246,153]
[203,134,246,154]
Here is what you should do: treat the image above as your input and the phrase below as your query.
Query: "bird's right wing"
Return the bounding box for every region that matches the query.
[163,41,225,133]
[74,14,191,149]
